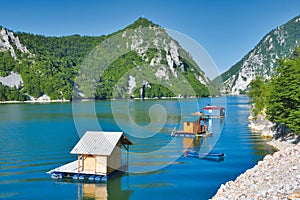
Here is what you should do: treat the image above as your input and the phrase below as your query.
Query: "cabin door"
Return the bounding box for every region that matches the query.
[84,155,96,171]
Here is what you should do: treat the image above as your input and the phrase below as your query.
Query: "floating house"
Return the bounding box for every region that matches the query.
[202,105,225,118]
[48,131,133,182]
[171,116,210,137]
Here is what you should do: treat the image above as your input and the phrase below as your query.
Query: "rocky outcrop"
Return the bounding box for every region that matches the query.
[248,108,277,137]
[37,94,51,102]
[248,107,300,149]
[248,107,294,138]
[126,24,210,87]
[219,15,300,95]
[0,72,23,88]
[0,27,32,60]
[212,143,300,200]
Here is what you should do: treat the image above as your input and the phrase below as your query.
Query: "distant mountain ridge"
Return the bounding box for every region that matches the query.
[217,15,300,95]
[0,18,213,101]
[76,18,212,99]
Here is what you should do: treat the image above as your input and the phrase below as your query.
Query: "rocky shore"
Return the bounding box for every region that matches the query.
[212,109,300,200]
[248,109,277,138]
[212,143,300,200]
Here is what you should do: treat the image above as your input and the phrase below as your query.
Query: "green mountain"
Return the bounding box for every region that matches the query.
[215,15,300,95]
[0,18,212,101]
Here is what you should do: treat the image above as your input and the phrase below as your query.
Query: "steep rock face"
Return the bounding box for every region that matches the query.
[0,27,31,60]
[123,21,210,88]
[76,18,212,99]
[219,15,300,95]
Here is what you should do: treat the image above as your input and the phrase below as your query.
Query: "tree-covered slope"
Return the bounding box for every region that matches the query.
[76,18,211,100]
[248,47,300,134]
[216,15,300,95]
[0,18,213,101]
[0,26,104,100]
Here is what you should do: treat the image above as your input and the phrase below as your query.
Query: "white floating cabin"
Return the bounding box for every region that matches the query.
[202,105,225,118]
[48,131,133,182]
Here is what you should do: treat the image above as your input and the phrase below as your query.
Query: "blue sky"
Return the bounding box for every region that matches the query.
[0,0,300,74]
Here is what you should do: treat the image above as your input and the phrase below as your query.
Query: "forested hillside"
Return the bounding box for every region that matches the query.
[0,18,212,101]
[248,47,300,134]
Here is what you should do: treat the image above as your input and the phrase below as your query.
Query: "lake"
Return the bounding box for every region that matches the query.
[0,96,274,199]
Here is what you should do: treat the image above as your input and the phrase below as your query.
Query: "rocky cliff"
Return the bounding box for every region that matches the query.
[0,27,33,89]
[217,15,300,95]
[248,108,277,138]
[0,27,32,60]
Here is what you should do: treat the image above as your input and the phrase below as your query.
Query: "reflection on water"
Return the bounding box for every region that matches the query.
[81,184,107,200]
[78,174,133,200]
[183,137,195,149]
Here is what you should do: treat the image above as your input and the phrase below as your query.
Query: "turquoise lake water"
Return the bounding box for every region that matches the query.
[0,96,274,199]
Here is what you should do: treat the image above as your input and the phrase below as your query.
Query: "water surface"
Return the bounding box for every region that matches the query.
[0,96,274,199]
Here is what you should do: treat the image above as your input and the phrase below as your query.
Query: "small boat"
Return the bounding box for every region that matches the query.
[184,150,224,158]
[200,152,224,158]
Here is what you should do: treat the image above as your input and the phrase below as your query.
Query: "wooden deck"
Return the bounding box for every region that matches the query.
[47,160,106,176]
[171,128,212,138]
[47,160,127,182]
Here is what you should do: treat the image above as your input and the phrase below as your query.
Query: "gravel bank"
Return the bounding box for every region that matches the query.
[212,143,300,200]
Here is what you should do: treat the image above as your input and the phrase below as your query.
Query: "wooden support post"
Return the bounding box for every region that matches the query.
[78,154,80,173]
[126,144,129,166]
[95,157,97,174]
[82,155,85,171]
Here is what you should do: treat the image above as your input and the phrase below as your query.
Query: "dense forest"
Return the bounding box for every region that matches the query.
[0,32,104,100]
[0,18,211,101]
[248,47,300,134]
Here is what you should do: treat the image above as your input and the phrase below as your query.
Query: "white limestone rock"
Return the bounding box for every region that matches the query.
[127,75,136,94]
[37,94,51,102]
[0,27,31,60]
[222,17,300,95]
[0,72,23,88]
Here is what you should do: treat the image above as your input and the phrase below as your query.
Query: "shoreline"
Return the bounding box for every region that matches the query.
[212,142,300,200]
[0,99,70,104]
[212,110,300,200]
[0,95,225,104]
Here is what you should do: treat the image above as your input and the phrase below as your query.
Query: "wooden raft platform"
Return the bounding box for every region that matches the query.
[171,128,212,138]
[47,160,127,183]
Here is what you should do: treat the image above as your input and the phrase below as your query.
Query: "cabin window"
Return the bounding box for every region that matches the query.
[187,122,190,126]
